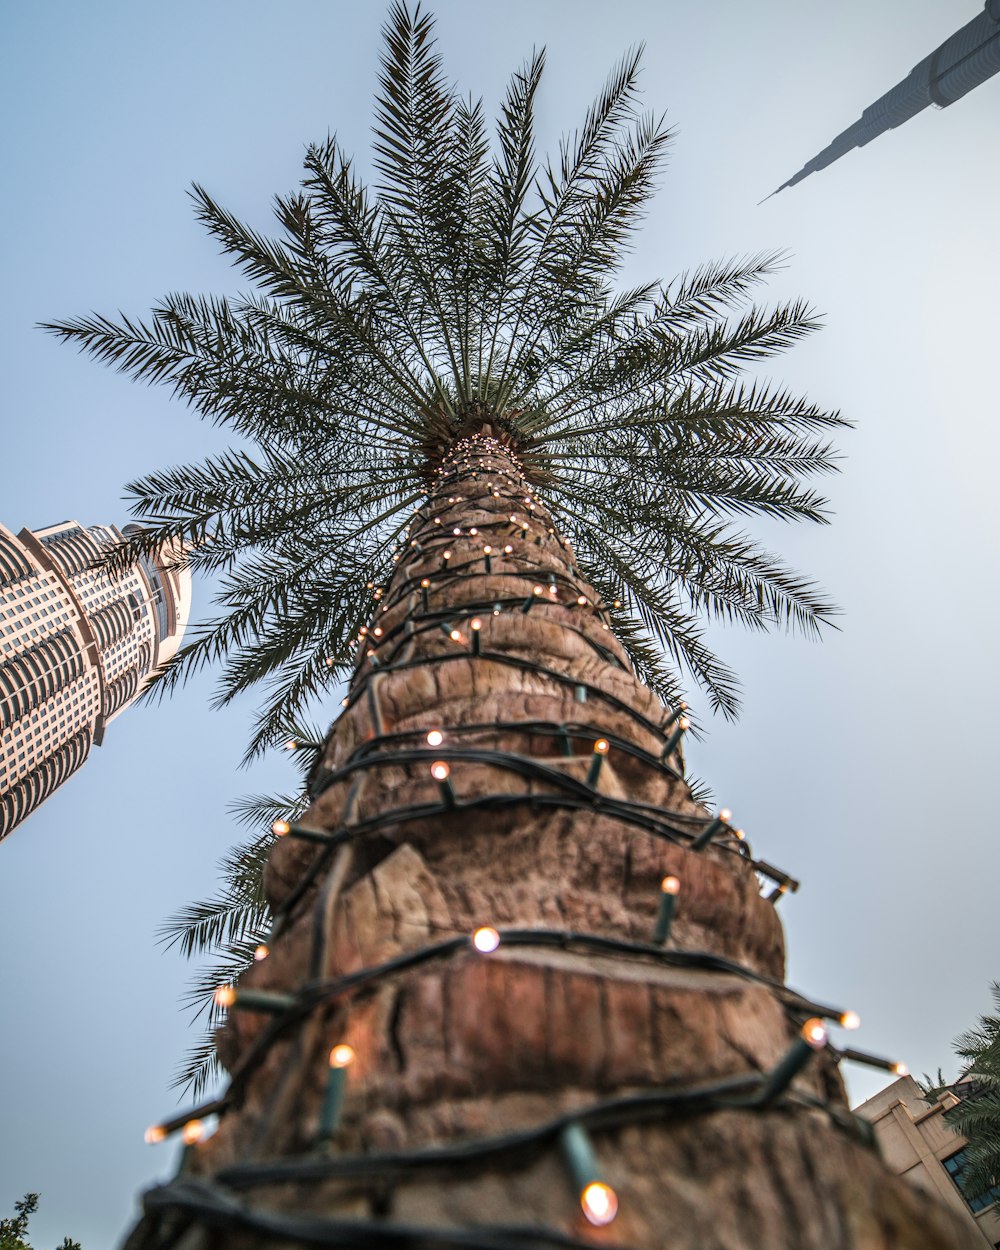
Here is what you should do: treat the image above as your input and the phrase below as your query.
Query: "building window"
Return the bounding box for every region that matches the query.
[942,1147,999,1214]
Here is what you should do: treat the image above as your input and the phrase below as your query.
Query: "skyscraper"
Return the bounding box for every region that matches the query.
[0,520,191,840]
[768,0,1000,197]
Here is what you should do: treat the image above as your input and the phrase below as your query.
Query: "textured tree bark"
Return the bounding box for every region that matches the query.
[127,432,978,1249]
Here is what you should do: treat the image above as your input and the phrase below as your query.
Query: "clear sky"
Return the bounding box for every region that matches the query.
[1,1,997,1245]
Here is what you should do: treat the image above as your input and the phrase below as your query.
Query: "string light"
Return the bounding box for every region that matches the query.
[182,1120,205,1146]
[758,1018,828,1102]
[472,926,500,953]
[272,819,338,845]
[317,1044,355,1141]
[661,716,690,759]
[253,944,270,962]
[559,1123,618,1227]
[839,1011,861,1031]
[586,738,610,786]
[690,808,732,852]
[652,875,681,945]
[140,432,885,1235]
[213,985,297,1014]
[431,760,455,807]
[837,1047,908,1076]
[144,1124,167,1145]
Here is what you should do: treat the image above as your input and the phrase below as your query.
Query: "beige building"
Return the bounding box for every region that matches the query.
[855,1075,1000,1246]
[0,520,190,840]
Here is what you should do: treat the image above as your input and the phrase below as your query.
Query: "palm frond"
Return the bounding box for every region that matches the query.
[46,2,844,745]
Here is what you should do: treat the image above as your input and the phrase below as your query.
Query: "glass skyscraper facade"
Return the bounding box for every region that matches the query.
[0,520,190,840]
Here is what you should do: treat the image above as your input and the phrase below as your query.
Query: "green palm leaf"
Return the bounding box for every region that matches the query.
[45,0,847,756]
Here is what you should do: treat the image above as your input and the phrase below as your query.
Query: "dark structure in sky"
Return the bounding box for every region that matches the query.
[770,0,1000,196]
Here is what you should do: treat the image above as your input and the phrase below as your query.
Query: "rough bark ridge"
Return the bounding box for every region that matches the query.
[130,433,976,1249]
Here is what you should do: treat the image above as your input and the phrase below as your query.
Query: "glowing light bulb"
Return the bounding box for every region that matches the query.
[431,761,451,781]
[521,520,529,529]
[577,596,587,605]
[661,875,681,896]
[329,1044,356,1068]
[358,626,367,636]
[800,1018,828,1049]
[272,819,291,837]
[434,517,442,525]
[470,618,483,631]
[504,544,513,553]
[254,944,270,962]
[144,1124,166,1145]
[453,527,461,535]
[182,1119,205,1145]
[613,599,621,608]
[533,585,544,596]
[473,926,500,952]
[443,550,452,560]
[326,657,335,667]
[366,581,374,589]
[509,514,518,524]
[678,716,690,732]
[214,985,237,1009]
[839,1010,861,1031]
[341,697,349,706]
[483,545,492,554]
[285,739,297,751]
[581,1181,618,1226]
[426,729,444,747]
[593,738,610,754]
[470,528,478,536]
[891,1061,909,1076]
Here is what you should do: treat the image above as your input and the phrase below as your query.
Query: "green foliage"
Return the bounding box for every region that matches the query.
[159,723,323,1098]
[940,983,1000,1206]
[45,1,846,761]
[0,1193,80,1250]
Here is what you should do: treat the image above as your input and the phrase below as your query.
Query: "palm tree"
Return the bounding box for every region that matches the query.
[48,5,978,1246]
[933,984,1000,1209]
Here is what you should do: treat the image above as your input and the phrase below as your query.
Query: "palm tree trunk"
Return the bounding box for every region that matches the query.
[127,431,978,1249]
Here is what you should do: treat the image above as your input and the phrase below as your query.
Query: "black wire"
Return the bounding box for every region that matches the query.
[140,1178,638,1250]
[306,745,775,879]
[153,927,847,1135]
[333,646,684,784]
